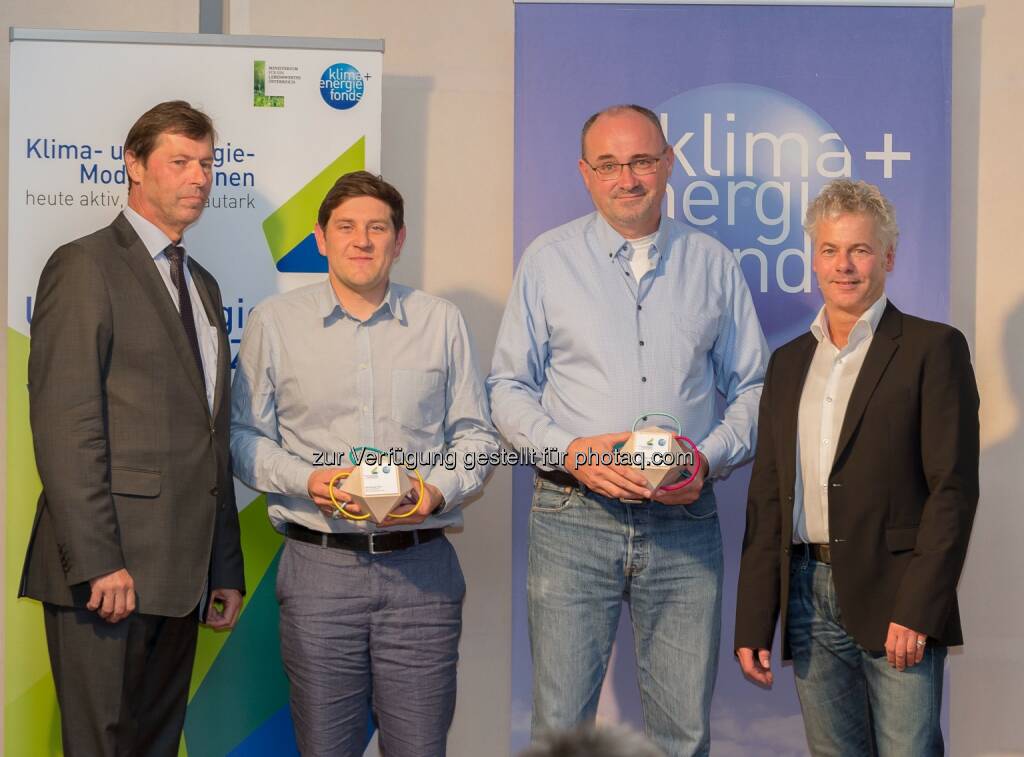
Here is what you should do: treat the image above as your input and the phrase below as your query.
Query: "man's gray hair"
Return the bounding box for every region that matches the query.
[803,178,899,250]
[580,104,667,159]
[518,724,666,757]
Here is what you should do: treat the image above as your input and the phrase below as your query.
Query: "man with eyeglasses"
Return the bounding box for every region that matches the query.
[488,104,768,755]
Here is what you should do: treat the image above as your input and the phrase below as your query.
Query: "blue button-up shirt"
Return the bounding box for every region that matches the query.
[487,211,768,478]
[231,279,499,533]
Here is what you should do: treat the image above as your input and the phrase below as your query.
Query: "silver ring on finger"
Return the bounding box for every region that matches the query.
[916,638,927,647]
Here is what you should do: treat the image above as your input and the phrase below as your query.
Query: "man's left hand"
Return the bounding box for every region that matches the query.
[379,482,445,528]
[885,621,928,670]
[651,452,709,505]
[204,588,243,630]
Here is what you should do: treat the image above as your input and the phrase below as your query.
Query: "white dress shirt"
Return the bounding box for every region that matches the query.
[123,206,219,411]
[793,294,887,544]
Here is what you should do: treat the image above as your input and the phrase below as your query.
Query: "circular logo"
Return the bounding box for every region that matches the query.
[320,63,365,110]
[658,84,853,345]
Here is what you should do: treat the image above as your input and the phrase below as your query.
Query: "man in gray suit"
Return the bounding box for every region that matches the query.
[19,100,245,757]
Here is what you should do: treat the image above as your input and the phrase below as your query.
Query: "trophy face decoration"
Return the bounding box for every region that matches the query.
[625,412,700,492]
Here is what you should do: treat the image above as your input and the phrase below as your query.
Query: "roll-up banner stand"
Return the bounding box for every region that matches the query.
[7,28,382,755]
[513,1,952,752]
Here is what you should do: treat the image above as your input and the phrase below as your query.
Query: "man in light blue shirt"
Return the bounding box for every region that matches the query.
[232,171,498,755]
[488,105,768,755]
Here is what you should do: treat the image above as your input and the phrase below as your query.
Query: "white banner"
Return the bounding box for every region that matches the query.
[6,28,382,756]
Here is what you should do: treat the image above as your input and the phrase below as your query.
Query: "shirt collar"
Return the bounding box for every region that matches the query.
[316,278,407,325]
[810,293,888,347]
[123,206,183,259]
[593,212,672,264]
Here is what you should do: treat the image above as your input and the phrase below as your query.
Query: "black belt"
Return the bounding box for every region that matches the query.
[534,468,578,490]
[285,523,443,555]
[792,542,832,564]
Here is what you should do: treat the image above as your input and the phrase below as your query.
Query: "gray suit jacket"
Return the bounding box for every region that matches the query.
[20,213,245,617]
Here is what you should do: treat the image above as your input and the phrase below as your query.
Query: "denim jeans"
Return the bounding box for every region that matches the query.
[527,477,723,757]
[788,553,946,757]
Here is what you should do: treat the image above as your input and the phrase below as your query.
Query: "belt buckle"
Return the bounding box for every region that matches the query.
[368,533,392,555]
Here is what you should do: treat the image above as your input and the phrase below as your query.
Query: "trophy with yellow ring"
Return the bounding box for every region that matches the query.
[327,447,426,524]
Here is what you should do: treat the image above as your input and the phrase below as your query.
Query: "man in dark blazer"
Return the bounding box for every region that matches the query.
[19,101,245,756]
[735,179,978,757]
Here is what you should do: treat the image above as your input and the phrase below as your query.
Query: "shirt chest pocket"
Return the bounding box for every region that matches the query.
[391,369,446,432]
[671,313,717,371]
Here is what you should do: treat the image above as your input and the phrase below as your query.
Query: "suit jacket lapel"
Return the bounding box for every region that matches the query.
[112,214,210,413]
[777,334,817,546]
[188,260,229,419]
[832,302,902,465]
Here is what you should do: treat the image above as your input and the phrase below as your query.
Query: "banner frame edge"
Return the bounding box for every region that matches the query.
[8,27,385,53]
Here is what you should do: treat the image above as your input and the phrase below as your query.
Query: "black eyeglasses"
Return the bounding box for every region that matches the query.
[584,151,666,181]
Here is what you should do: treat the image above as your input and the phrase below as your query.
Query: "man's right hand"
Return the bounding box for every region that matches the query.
[566,433,652,500]
[87,568,136,623]
[737,647,773,688]
[307,467,363,518]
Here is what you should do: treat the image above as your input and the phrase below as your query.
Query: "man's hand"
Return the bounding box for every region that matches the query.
[567,433,652,500]
[379,482,445,528]
[737,647,773,687]
[204,588,243,630]
[651,452,709,505]
[885,622,928,671]
[87,568,136,623]
[308,467,363,518]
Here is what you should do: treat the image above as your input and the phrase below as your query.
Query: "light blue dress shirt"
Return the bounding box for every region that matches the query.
[231,279,499,533]
[487,211,768,478]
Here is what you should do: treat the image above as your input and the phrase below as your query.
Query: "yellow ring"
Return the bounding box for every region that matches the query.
[327,470,370,520]
[386,468,426,519]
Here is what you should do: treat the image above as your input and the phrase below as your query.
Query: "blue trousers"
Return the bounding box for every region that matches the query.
[276,535,465,756]
[527,477,723,757]
[788,555,946,757]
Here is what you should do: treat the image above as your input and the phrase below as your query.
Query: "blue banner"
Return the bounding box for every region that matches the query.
[513,3,951,753]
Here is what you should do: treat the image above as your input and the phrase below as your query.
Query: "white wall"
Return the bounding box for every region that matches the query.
[950,2,1024,755]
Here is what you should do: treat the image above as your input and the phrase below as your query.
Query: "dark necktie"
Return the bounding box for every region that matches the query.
[165,245,205,379]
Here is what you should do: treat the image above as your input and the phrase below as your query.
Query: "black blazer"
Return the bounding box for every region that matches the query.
[20,213,245,617]
[735,302,979,657]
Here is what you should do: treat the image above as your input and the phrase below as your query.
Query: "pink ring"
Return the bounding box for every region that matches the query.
[658,435,701,491]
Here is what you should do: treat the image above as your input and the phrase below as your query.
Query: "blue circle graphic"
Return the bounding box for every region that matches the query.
[658,84,853,346]
[320,63,365,110]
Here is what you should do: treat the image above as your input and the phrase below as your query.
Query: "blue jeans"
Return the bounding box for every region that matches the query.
[788,554,946,757]
[527,477,723,757]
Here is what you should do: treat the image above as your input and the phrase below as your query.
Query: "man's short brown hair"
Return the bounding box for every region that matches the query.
[123,100,215,165]
[580,104,666,160]
[317,171,405,231]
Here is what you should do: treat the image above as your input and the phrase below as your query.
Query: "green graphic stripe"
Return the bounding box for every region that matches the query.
[5,672,62,756]
[5,328,54,755]
[261,137,365,262]
[184,549,289,757]
[189,495,283,699]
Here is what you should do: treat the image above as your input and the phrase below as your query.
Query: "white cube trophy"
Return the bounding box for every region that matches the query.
[330,449,422,524]
[625,413,699,491]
